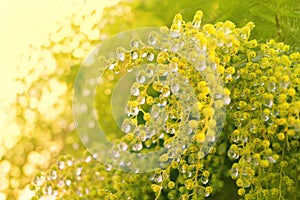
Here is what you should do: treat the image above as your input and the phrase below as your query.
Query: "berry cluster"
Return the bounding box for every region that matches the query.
[30,10,299,200]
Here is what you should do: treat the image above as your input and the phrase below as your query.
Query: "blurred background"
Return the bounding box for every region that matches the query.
[0,1,121,199]
[0,0,299,199]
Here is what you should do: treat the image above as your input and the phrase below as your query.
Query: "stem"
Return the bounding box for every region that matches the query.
[278,137,286,200]
[275,14,282,41]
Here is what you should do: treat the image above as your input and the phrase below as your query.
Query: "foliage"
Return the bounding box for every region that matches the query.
[1,0,299,199]
[133,0,300,48]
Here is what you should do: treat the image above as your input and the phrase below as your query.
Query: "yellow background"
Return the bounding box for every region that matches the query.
[0,1,119,199]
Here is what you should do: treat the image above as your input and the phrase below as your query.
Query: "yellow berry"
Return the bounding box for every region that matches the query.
[125,133,134,141]
[277,118,287,125]
[170,24,179,31]
[287,130,295,137]
[157,52,169,64]
[195,10,204,18]
[171,57,179,63]
[203,24,216,35]
[202,87,210,95]
[143,113,151,121]
[280,55,291,67]
[261,44,269,51]
[151,184,162,193]
[278,94,287,103]
[290,52,300,62]
[236,178,244,187]
[263,108,271,115]
[195,102,204,110]
[253,153,260,159]
[205,186,213,194]
[131,118,137,125]
[171,161,178,169]
[173,13,183,21]
[238,188,245,196]
[224,20,235,30]
[262,140,270,148]
[225,66,235,74]
[203,170,210,177]
[146,96,154,105]
[129,101,139,107]
[288,116,296,124]
[247,21,255,29]
[224,88,231,96]
[247,39,258,48]
[277,132,285,141]
[217,65,225,74]
[260,160,270,168]
[248,51,256,59]
[168,181,175,189]
[195,131,206,142]
[273,154,280,161]
[195,33,207,45]
[281,75,290,82]
[159,154,169,162]
[184,179,194,190]
[287,88,296,96]
[266,48,276,56]
[197,81,207,90]
[180,194,188,200]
